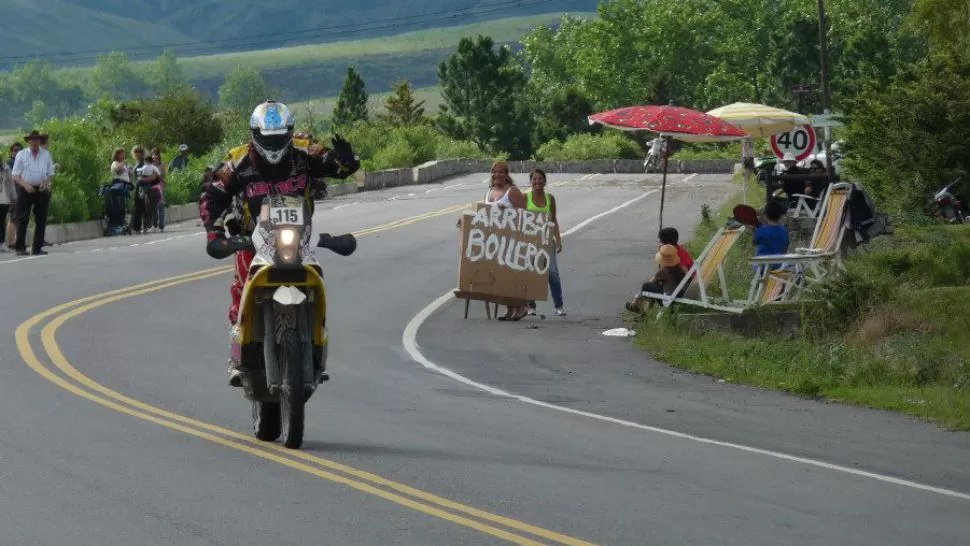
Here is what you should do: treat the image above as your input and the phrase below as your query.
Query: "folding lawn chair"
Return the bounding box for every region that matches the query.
[638,226,747,316]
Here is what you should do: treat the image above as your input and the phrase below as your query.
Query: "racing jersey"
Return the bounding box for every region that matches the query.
[200,138,358,235]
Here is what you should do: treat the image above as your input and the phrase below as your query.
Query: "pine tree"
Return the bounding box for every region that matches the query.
[377,79,426,127]
[332,66,369,127]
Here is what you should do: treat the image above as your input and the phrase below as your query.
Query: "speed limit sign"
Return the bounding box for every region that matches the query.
[770,124,816,161]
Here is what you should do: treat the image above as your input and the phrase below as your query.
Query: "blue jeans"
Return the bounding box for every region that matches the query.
[528,245,564,309]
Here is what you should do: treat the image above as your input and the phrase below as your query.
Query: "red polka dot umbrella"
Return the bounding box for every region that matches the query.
[588,105,746,141]
[588,105,746,228]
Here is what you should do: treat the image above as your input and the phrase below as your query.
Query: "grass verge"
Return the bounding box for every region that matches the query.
[634,176,970,430]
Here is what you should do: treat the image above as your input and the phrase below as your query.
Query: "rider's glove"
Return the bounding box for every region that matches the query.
[205,228,235,259]
[330,133,360,176]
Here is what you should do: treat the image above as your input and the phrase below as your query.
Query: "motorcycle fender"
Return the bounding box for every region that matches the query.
[272,285,306,306]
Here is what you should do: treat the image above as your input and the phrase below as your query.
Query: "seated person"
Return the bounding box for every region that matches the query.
[658,227,694,275]
[753,200,790,271]
[626,244,687,313]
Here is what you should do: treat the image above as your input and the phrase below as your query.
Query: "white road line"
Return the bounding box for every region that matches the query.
[333,202,360,210]
[1,230,207,263]
[401,173,970,503]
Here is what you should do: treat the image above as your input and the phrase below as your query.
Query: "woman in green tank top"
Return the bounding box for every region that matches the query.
[525,168,565,316]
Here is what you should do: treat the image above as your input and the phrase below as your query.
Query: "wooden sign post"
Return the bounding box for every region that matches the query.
[455,203,552,318]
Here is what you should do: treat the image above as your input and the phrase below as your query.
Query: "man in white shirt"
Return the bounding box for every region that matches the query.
[11,130,55,256]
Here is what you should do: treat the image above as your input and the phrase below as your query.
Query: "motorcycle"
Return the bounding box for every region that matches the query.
[643,138,664,172]
[217,193,357,449]
[930,180,967,224]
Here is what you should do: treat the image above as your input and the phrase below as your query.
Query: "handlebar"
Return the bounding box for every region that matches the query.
[317,233,357,256]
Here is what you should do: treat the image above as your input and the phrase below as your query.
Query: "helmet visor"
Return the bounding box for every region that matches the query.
[253,129,292,154]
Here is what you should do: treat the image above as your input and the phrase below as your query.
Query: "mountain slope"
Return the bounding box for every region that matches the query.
[0,0,192,63]
[13,0,598,62]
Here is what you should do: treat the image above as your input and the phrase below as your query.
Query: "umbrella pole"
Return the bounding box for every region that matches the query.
[659,136,669,230]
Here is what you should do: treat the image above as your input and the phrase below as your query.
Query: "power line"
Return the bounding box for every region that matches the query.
[0,0,563,66]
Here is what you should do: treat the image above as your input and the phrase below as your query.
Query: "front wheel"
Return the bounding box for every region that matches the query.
[279,328,306,449]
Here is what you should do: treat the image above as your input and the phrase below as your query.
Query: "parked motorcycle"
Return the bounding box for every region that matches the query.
[218,193,357,449]
[930,180,967,224]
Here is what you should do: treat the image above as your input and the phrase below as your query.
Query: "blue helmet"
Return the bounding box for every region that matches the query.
[249,100,295,164]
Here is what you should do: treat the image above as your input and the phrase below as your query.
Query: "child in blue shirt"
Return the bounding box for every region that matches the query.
[754,200,789,270]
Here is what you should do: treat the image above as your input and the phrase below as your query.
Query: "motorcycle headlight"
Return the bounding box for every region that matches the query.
[277,228,299,264]
[279,228,296,247]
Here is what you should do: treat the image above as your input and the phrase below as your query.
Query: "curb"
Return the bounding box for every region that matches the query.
[38,159,735,246]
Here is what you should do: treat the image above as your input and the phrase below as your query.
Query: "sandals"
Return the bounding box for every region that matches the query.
[498,307,528,321]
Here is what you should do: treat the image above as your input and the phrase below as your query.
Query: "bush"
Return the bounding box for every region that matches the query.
[535,133,642,161]
[333,121,487,171]
[40,117,113,223]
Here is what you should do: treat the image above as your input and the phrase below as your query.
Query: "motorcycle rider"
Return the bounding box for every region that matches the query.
[200,100,360,386]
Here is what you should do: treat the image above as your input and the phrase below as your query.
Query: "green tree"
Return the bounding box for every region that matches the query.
[149,49,188,94]
[332,66,369,127]
[533,87,598,145]
[377,79,425,127]
[121,88,224,154]
[841,53,970,217]
[88,51,147,101]
[437,35,534,158]
[910,0,970,55]
[6,60,84,120]
[218,65,273,112]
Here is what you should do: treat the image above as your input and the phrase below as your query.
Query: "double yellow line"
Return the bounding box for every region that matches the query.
[353,202,471,237]
[15,206,598,546]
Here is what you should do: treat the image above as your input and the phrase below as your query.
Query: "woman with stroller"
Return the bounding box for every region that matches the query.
[103,148,133,236]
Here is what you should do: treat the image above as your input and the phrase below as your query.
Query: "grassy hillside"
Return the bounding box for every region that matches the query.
[295,86,444,121]
[62,0,598,45]
[5,1,597,64]
[157,14,581,79]
[0,0,191,61]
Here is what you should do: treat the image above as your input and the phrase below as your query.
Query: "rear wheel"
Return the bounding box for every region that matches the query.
[252,401,281,441]
[279,328,305,449]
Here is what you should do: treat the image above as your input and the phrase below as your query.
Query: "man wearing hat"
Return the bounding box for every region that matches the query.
[169,143,190,172]
[11,130,55,256]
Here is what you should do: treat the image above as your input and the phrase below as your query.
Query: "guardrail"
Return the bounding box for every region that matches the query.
[39,158,737,246]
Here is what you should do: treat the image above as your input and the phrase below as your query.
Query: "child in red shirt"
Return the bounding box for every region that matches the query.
[659,227,694,274]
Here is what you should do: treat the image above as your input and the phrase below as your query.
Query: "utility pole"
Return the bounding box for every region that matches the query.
[816,0,835,182]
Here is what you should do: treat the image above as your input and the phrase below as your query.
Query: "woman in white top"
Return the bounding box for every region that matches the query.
[485,161,530,321]
[110,147,130,183]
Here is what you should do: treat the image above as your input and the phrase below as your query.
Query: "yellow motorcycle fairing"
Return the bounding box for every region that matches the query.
[236,264,327,346]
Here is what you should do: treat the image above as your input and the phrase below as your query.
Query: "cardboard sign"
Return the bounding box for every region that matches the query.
[457,203,551,303]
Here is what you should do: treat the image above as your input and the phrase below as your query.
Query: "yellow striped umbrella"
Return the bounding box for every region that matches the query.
[706,102,809,138]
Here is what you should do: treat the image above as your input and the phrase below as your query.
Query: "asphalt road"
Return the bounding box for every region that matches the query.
[4,171,968,546]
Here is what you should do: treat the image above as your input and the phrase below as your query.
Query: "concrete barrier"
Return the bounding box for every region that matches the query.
[41,157,737,246]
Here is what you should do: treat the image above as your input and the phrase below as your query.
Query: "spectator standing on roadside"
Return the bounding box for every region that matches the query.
[0,149,15,251]
[110,147,129,183]
[151,150,166,232]
[136,154,161,233]
[130,146,147,233]
[6,142,23,250]
[169,143,189,172]
[11,131,54,256]
[524,168,566,317]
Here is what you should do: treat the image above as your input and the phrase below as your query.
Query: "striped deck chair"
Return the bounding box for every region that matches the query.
[639,226,747,315]
[744,265,805,306]
[747,182,852,292]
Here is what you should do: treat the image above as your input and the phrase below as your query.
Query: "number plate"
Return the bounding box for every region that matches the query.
[269,206,303,226]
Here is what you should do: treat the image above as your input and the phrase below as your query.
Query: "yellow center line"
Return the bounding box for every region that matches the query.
[14,202,600,546]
